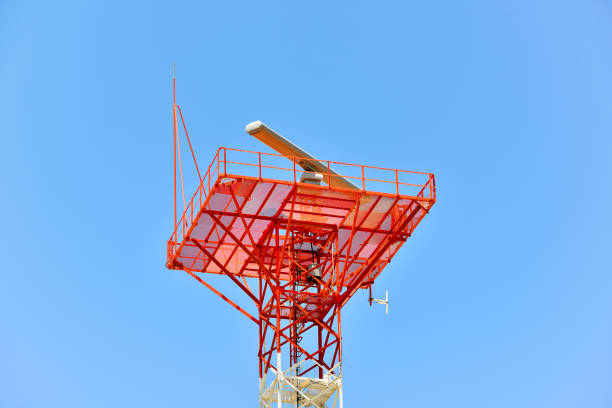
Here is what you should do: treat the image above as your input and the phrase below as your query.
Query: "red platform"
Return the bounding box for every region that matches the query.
[167,147,435,311]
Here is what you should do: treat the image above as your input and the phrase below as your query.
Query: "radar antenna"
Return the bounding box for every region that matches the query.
[245,120,360,190]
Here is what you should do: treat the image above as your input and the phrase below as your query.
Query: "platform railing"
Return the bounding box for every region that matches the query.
[168,148,220,261]
[219,147,435,196]
[168,147,436,262]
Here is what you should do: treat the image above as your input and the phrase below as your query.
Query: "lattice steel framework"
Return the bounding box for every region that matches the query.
[166,77,436,407]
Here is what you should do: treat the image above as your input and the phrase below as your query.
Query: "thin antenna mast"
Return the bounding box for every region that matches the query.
[172,64,177,236]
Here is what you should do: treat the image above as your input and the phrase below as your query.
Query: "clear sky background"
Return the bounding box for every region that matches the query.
[1,1,611,407]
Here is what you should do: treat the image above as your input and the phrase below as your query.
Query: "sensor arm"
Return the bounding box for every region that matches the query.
[369,290,389,315]
[245,120,360,190]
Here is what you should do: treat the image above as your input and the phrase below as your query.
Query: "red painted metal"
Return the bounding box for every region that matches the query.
[167,84,436,391]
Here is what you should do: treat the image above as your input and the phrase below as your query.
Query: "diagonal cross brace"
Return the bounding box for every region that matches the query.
[190,238,260,306]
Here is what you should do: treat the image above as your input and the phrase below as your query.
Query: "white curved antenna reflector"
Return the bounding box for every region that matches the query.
[245,120,359,191]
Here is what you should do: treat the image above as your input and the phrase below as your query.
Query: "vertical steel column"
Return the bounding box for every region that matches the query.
[275,223,282,408]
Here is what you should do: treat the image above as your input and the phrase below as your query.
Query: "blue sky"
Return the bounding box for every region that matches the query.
[1,1,611,407]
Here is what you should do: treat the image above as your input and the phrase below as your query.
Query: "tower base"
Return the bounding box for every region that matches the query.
[260,362,343,408]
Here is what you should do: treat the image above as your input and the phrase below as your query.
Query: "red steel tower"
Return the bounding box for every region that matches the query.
[166,76,436,407]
